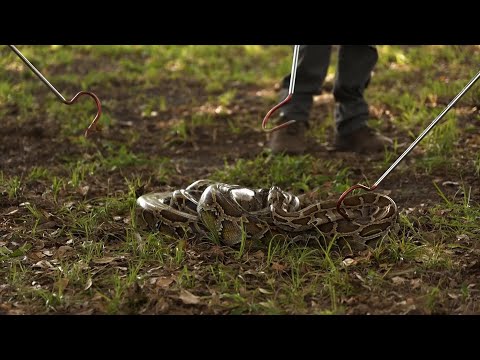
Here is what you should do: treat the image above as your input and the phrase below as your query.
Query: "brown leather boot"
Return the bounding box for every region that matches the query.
[267,120,308,155]
[334,126,393,154]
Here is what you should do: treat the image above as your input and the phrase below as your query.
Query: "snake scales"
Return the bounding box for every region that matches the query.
[136,180,398,251]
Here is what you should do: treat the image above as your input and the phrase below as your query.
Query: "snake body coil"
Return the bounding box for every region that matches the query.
[137,180,398,250]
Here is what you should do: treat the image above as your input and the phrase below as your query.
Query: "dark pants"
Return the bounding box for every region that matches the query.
[279,45,378,136]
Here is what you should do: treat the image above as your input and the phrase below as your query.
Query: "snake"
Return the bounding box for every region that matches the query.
[136,180,398,251]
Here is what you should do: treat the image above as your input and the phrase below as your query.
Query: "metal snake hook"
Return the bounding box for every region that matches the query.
[8,45,102,138]
[336,69,480,220]
[262,45,300,132]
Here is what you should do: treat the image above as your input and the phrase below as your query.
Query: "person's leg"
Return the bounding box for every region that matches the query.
[279,45,332,123]
[269,45,331,155]
[333,45,377,135]
[333,45,392,153]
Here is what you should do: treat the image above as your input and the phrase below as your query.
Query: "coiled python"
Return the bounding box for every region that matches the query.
[136,180,398,250]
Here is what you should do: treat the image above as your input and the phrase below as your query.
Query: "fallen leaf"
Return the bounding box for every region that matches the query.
[392,276,406,285]
[5,209,18,216]
[84,278,93,291]
[456,234,470,242]
[209,246,225,258]
[252,250,265,259]
[404,208,415,215]
[56,246,74,258]
[448,293,459,299]
[79,186,90,196]
[243,269,264,277]
[442,181,459,187]
[31,251,45,260]
[33,260,53,269]
[33,240,45,250]
[91,292,104,302]
[410,278,422,289]
[147,266,163,273]
[342,258,357,267]
[259,301,274,308]
[258,288,273,294]
[355,273,365,282]
[156,277,174,288]
[271,262,286,271]
[179,289,200,305]
[42,249,54,257]
[92,257,116,264]
[64,202,75,210]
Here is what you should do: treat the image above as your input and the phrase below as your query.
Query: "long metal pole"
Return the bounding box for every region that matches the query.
[287,45,300,95]
[8,45,68,103]
[373,69,480,189]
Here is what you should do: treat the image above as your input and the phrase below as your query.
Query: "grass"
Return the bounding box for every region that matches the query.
[212,152,349,194]
[6,176,22,199]
[1,45,480,314]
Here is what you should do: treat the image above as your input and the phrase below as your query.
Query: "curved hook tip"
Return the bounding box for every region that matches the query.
[262,94,294,133]
[65,91,102,138]
[263,119,297,133]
